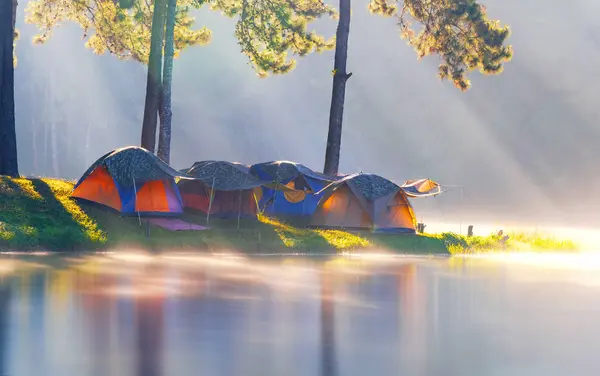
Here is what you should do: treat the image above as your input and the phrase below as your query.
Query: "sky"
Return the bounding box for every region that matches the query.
[12,0,600,228]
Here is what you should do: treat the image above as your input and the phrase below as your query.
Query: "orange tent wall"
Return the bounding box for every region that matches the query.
[210,190,257,216]
[375,192,416,231]
[72,166,122,211]
[181,191,210,212]
[311,185,371,229]
[312,185,416,232]
[180,182,257,217]
[135,180,172,213]
[179,181,210,212]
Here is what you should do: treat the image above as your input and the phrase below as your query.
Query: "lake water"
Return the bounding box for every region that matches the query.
[0,252,599,376]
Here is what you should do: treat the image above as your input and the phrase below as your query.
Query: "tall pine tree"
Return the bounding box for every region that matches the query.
[322,0,513,176]
[141,0,167,153]
[0,0,19,177]
[26,0,212,156]
[26,0,335,163]
[156,0,177,163]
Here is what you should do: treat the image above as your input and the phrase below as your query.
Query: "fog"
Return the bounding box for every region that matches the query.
[13,0,600,228]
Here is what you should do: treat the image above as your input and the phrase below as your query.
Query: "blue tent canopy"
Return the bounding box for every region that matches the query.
[249,161,336,219]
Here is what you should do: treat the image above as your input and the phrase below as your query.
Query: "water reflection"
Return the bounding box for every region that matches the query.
[136,293,164,376]
[0,278,10,376]
[320,270,336,376]
[0,253,599,375]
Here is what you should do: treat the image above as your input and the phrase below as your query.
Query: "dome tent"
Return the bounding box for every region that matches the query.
[311,173,417,233]
[249,161,337,220]
[178,160,267,219]
[71,146,187,216]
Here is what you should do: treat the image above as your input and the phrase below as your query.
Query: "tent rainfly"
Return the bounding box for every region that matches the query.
[249,161,337,219]
[72,146,188,216]
[311,173,417,233]
[178,160,267,221]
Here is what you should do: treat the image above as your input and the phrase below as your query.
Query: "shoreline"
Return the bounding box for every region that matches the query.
[0,177,579,255]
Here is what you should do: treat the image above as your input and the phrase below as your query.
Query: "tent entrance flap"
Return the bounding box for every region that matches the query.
[135,180,182,213]
[71,166,122,211]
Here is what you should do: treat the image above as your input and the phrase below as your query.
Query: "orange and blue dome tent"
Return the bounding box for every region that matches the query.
[249,161,337,220]
[71,146,188,216]
[177,161,267,220]
[311,173,417,233]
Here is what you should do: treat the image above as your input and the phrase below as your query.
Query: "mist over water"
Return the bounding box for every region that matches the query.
[2,253,600,376]
[13,0,600,227]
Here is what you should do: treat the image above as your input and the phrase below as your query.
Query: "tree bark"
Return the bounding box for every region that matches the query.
[323,0,351,177]
[140,0,167,153]
[11,0,16,32]
[157,0,176,164]
[0,0,19,177]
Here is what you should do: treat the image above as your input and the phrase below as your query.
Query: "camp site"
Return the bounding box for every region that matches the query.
[1,0,599,375]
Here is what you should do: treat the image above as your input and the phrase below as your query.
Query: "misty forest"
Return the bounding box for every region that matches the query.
[1,0,597,228]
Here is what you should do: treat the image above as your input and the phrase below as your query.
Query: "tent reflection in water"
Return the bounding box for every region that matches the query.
[250,161,336,220]
[311,173,417,233]
[177,161,266,220]
[71,146,186,216]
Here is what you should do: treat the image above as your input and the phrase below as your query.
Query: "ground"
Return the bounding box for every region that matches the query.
[0,177,578,254]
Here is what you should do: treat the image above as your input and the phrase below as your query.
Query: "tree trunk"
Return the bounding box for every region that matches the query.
[140,0,167,153]
[11,0,16,26]
[157,0,176,164]
[323,0,351,177]
[0,0,19,177]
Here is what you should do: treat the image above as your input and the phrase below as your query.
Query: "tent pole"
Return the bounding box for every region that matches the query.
[273,163,281,213]
[133,177,141,226]
[237,189,242,231]
[302,188,306,216]
[206,177,215,225]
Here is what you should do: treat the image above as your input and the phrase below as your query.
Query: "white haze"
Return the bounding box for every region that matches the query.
[12,0,600,231]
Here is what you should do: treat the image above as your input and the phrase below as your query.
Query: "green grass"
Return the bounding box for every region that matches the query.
[0,177,579,254]
[440,231,578,254]
[0,177,107,250]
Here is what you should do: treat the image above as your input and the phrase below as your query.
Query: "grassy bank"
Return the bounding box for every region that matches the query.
[0,177,578,254]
